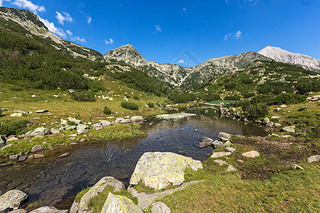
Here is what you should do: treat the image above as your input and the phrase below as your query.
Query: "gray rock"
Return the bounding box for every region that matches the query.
[35,110,49,113]
[30,128,51,138]
[17,155,28,162]
[211,152,232,158]
[31,145,44,153]
[29,206,67,213]
[282,126,295,133]
[198,137,213,148]
[307,155,320,163]
[1,144,13,150]
[0,190,28,212]
[33,154,45,159]
[212,140,223,148]
[66,126,77,131]
[151,202,171,213]
[263,117,270,125]
[77,124,89,135]
[50,128,60,135]
[226,147,236,152]
[92,123,103,130]
[217,132,232,142]
[60,119,68,126]
[9,209,26,213]
[101,193,142,213]
[274,123,281,128]
[214,160,228,166]
[226,165,237,172]
[78,176,125,213]
[130,152,203,190]
[242,151,260,158]
[115,118,131,124]
[223,141,232,147]
[131,116,144,123]
[0,135,6,145]
[9,154,19,161]
[100,120,111,127]
[59,152,70,158]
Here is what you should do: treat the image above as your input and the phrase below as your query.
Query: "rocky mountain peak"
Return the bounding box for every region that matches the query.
[259,46,320,71]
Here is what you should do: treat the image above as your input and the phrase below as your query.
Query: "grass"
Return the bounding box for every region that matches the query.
[75,187,92,202]
[133,182,180,194]
[158,139,320,213]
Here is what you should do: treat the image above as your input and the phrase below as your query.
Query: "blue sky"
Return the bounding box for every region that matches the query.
[1,0,319,66]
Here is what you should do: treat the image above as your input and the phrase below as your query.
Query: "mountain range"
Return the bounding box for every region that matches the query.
[1,6,319,89]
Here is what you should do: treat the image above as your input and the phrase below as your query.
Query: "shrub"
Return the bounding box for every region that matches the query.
[0,120,30,136]
[71,91,96,102]
[241,101,269,120]
[148,102,155,108]
[121,102,139,110]
[242,92,255,98]
[224,95,241,100]
[133,96,140,100]
[203,93,221,102]
[103,106,112,115]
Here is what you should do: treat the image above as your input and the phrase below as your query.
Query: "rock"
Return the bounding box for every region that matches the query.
[59,152,70,158]
[214,160,228,166]
[226,147,236,152]
[211,152,232,158]
[0,135,6,145]
[68,117,81,125]
[226,165,237,172]
[115,118,131,124]
[217,132,231,142]
[60,119,68,126]
[275,107,281,112]
[307,155,320,163]
[0,162,13,167]
[274,123,281,128]
[66,126,77,131]
[77,124,89,135]
[9,154,19,161]
[271,116,280,120]
[130,152,203,190]
[29,206,67,213]
[50,128,60,135]
[280,104,287,108]
[223,141,232,147]
[1,144,13,150]
[155,112,196,120]
[282,126,295,133]
[35,110,49,113]
[151,202,171,213]
[33,154,45,159]
[17,155,28,162]
[78,176,125,212]
[10,113,25,117]
[212,140,223,148]
[100,120,111,127]
[92,123,103,130]
[131,116,144,122]
[242,151,260,158]
[0,190,28,212]
[31,145,44,153]
[263,117,270,125]
[29,128,51,138]
[101,193,142,213]
[198,137,213,148]
[9,209,26,213]
[7,136,19,142]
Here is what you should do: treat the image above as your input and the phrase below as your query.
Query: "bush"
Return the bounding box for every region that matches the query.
[224,95,241,100]
[71,91,96,102]
[103,106,112,115]
[242,92,255,98]
[203,93,221,102]
[148,102,155,108]
[241,101,269,120]
[251,94,306,105]
[133,96,140,100]
[0,120,29,136]
[121,102,139,110]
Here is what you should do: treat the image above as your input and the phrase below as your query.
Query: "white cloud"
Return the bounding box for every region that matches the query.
[225,0,259,6]
[234,30,242,39]
[10,0,45,12]
[87,16,92,24]
[66,30,86,43]
[105,38,114,45]
[224,30,242,40]
[154,25,162,34]
[178,59,184,64]
[66,30,73,36]
[183,8,187,13]
[39,16,66,38]
[56,11,73,25]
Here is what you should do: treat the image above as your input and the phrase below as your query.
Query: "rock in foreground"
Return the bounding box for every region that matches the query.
[30,206,67,213]
[307,155,320,163]
[130,152,203,190]
[151,202,171,213]
[0,190,28,212]
[101,193,142,213]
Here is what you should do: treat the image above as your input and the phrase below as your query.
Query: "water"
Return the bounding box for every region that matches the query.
[0,114,266,209]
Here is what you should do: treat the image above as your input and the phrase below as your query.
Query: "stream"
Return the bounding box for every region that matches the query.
[0,113,266,209]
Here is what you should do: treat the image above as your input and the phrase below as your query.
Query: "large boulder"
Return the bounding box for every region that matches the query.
[0,190,28,212]
[131,116,144,123]
[151,202,171,213]
[29,206,67,213]
[307,155,320,163]
[101,193,142,213]
[77,176,125,213]
[31,145,45,153]
[0,135,6,145]
[29,128,51,138]
[198,137,213,148]
[129,152,203,190]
